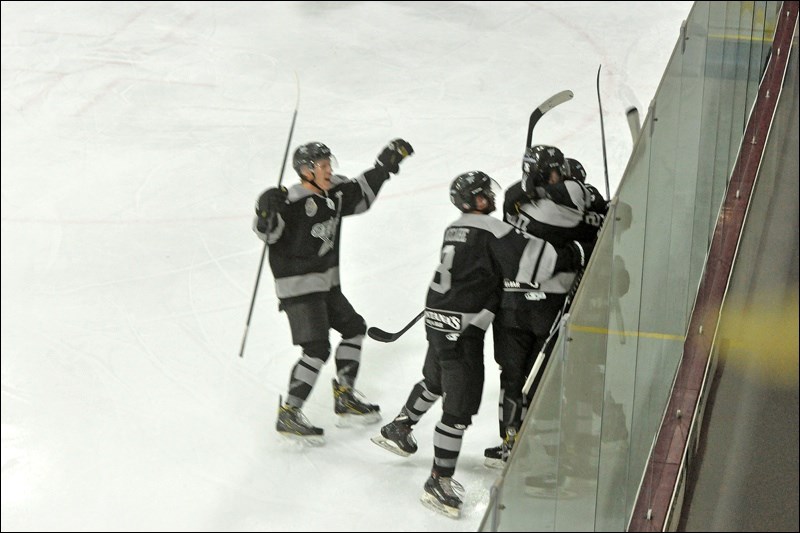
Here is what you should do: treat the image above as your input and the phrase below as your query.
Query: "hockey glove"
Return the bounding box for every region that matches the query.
[376,138,414,174]
[554,239,596,273]
[503,181,527,217]
[256,186,288,233]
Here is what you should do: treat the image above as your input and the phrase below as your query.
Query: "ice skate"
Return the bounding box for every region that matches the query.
[276,397,325,446]
[332,378,381,426]
[420,471,464,519]
[370,413,417,457]
[484,427,516,469]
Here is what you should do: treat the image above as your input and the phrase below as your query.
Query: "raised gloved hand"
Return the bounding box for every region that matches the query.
[376,138,414,174]
[255,186,288,232]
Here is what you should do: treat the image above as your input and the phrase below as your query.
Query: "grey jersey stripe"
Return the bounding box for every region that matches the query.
[535,271,576,293]
[531,246,558,284]
[521,200,583,227]
[274,266,340,298]
[517,238,545,282]
[467,308,496,331]
[456,213,514,238]
[351,173,376,214]
[286,182,315,201]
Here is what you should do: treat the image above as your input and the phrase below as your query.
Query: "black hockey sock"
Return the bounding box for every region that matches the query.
[403,380,440,423]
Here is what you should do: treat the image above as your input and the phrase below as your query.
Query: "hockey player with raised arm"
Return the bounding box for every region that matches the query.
[484,145,606,468]
[253,139,413,445]
[370,171,589,518]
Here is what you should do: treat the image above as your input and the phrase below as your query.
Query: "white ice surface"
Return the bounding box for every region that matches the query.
[1,2,692,530]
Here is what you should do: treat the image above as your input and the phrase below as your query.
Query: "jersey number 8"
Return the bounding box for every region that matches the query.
[430,245,456,294]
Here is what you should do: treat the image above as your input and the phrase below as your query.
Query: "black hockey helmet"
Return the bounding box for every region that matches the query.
[521,144,568,195]
[293,142,335,176]
[450,171,499,214]
[566,157,586,183]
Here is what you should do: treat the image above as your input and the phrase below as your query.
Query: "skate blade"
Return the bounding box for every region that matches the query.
[335,411,382,427]
[278,432,326,447]
[483,457,507,469]
[370,435,412,457]
[420,492,461,519]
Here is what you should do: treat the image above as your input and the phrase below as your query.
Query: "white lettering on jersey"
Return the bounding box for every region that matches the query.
[444,227,470,243]
[424,310,462,331]
[524,292,547,301]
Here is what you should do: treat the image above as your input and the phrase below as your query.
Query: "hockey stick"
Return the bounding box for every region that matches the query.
[367,310,424,343]
[596,65,611,200]
[596,70,630,347]
[521,314,564,398]
[239,74,300,359]
[521,267,585,397]
[526,89,574,148]
[625,106,641,145]
[370,92,575,345]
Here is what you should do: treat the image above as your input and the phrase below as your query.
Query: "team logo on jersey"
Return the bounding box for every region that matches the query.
[425,310,462,332]
[524,291,546,301]
[305,197,318,217]
[311,219,336,256]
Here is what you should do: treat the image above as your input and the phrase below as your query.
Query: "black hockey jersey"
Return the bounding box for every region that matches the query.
[503,179,603,246]
[501,179,603,296]
[255,166,390,300]
[424,213,575,339]
[584,183,609,217]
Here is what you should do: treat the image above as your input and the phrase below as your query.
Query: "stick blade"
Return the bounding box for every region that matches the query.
[367,327,397,343]
[527,89,574,147]
[367,311,424,343]
[626,106,641,143]
[537,89,574,114]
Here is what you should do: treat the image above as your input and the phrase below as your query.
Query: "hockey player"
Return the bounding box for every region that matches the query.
[566,156,609,222]
[253,139,414,445]
[370,171,589,518]
[484,146,606,468]
[503,148,604,247]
